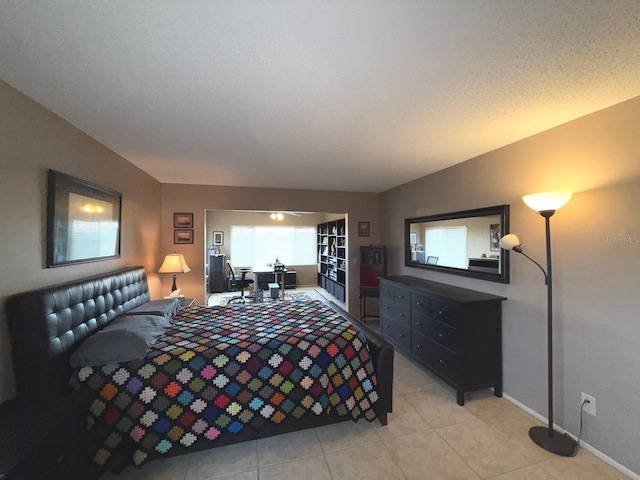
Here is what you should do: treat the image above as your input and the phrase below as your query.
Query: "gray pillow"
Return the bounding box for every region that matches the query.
[112,313,172,330]
[127,298,181,318]
[70,315,168,367]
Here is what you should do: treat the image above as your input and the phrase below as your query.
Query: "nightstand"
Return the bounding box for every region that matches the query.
[0,400,63,479]
[181,297,196,308]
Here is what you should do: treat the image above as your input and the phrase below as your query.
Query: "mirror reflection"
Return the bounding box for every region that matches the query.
[405,205,510,283]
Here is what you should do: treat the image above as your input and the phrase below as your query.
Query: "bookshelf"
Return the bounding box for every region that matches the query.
[317,218,346,302]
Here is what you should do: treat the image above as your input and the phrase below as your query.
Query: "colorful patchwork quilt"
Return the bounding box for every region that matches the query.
[71,300,379,472]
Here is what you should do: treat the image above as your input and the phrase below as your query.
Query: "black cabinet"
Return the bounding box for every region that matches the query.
[359,246,386,321]
[208,254,225,293]
[255,270,297,290]
[380,276,506,405]
[317,219,346,302]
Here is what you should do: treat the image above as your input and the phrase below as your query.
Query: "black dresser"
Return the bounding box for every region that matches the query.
[380,276,506,405]
[208,254,226,293]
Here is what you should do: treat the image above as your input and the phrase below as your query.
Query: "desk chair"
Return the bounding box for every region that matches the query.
[227,261,254,303]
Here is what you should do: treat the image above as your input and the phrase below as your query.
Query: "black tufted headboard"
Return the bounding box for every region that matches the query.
[5,266,151,413]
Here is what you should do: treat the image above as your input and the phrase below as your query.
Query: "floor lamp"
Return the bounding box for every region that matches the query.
[499,190,577,457]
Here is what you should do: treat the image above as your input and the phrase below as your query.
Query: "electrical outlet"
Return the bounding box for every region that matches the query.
[581,392,596,416]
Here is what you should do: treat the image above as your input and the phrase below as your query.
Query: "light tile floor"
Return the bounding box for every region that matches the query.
[100,291,630,480]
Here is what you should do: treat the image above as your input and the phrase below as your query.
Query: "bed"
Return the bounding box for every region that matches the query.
[5,267,393,478]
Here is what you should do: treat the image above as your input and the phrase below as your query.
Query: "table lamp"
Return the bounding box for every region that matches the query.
[158,253,191,292]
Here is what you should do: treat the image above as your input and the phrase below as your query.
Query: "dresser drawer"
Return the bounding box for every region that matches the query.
[380,281,395,301]
[393,286,411,308]
[412,332,458,380]
[430,299,460,327]
[381,315,411,351]
[410,292,430,316]
[411,313,457,352]
[381,298,410,326]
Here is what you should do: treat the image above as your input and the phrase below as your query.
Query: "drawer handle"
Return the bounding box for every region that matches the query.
[398,295,405,300]
[438,310,446,316]
[384,306,390,310]
[416,344,422,349]
[439,359,445,365]
[385,324,391,328]
[438,333,444,338]
[399,334,405,338]
[416,322,423,326]
[384,290,390,293]
[399,313,405,317]
[416,302,423,306]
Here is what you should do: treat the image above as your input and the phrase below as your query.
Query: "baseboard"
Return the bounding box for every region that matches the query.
[503,393,639,480]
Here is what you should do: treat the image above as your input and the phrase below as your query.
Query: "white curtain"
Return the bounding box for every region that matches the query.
[425,226,467,268]
[230,226,316,267]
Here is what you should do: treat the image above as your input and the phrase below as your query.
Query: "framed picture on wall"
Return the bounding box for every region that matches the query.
[358,221,370,237]
[410,232,417,244]
[174,212,193,228]
[213,231,224,246]
[490,223,500,251]
[174,229,194,244]
[46,169,122,267]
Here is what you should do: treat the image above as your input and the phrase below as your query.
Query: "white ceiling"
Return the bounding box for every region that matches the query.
[1,1,639,193]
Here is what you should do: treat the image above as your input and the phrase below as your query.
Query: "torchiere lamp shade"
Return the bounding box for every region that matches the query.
[523,190,572,214]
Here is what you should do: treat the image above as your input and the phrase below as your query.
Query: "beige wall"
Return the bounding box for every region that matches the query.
[380,96,640,475]
[0,80,163,402]
[160,184,380,311]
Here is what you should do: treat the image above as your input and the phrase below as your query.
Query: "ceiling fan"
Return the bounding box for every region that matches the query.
[265,211,303,220]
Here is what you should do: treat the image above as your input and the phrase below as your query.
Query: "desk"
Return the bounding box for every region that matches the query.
[468,257,499,273]
[253,266,297,291]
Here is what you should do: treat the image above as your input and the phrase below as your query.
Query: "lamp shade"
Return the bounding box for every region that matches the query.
[499,233,521,251]
[158,253,191,274]
[522,190,572,212]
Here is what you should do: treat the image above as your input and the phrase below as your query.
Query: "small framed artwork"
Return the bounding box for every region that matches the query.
[490,223,501,251]
[174,212,193,228]
[213,231,224,246]
[174,229,194,244]
[358,221,370,237]
[409,232,417,244]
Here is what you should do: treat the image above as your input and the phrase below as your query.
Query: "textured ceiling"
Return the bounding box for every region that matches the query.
[1,1,639,193]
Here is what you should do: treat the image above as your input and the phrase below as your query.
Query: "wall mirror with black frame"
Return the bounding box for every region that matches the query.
[405,205,510,283]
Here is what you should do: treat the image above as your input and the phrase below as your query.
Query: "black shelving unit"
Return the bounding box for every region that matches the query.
[317,218,346,302]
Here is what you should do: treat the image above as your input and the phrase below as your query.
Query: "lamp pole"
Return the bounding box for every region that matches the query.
[527,210,576,456]
[544,214,554,436]
[500,190,576,456]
